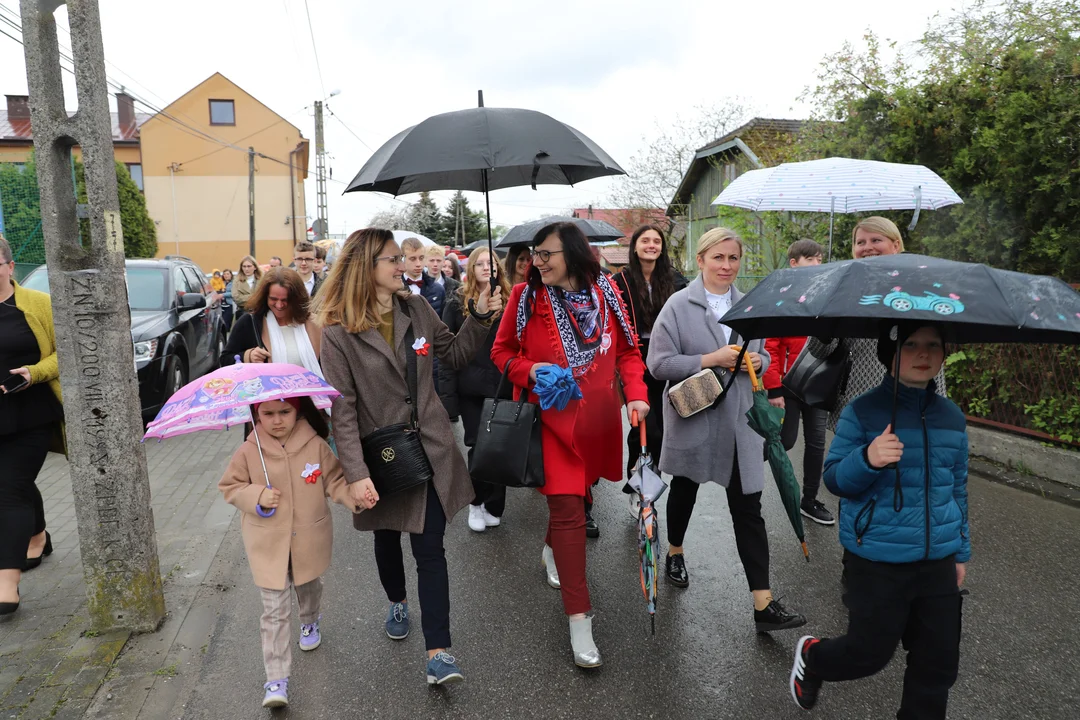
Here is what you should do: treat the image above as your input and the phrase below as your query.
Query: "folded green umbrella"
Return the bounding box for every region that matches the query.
[738,354,809,561]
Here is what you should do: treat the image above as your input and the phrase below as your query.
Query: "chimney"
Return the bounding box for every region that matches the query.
[587,204,594,219]
[5,95,29,120]
[116,92,136,135]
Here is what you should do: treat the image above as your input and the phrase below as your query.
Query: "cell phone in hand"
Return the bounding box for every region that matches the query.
[1,374,29,393]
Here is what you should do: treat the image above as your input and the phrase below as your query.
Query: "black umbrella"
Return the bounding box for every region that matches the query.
[345,92,625,313]
[720,253,1080,345]
[497,216,624,248]
[462,238,508,256]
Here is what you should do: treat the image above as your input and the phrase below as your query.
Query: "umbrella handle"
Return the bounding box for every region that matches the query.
[256,504,276,518]
[466,298,495,321]
[631,409,647,450]
[731,348,764,392]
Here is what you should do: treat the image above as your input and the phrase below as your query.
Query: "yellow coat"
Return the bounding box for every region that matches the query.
[13,281,61,403]
[218,417,351,590]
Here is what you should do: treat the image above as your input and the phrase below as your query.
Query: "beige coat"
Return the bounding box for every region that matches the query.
[321,293,490,534]
[218,418,350,590]
[232,274,258,311]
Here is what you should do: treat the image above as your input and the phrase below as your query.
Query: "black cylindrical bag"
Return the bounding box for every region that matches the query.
[469,361,545,489]
[360,299,434,496]
[782,338,853,412]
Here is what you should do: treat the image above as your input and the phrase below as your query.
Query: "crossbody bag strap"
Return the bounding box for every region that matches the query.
[398,297,421,430]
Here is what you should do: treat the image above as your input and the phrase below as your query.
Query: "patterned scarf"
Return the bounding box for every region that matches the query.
[516,274,637,378]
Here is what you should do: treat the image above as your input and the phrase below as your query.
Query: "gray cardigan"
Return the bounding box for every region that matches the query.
[646,276,771,492]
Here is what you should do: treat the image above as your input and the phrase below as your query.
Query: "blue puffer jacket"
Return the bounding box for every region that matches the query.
[824,375,971,564]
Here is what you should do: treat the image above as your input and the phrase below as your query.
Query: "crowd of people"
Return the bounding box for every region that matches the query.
[0,219,972,718]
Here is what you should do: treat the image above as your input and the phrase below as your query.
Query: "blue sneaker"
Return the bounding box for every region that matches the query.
[299,615,321,651]
[426,651,465,685]
[386,601,409,640]
[262,678,289,708]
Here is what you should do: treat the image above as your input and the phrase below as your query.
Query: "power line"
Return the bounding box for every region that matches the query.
[302,0,326,101]
[325,105,373,151]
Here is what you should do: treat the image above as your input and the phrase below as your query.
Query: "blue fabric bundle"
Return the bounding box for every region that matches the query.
[533,365,583,411]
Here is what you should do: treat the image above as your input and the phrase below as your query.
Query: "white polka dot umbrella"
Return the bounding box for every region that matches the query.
[711,157,963,259]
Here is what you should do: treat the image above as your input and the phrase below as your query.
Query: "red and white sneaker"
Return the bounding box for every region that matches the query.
[790,635,823,710]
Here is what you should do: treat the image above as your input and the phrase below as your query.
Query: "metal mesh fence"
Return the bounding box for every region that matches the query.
[0,161,46,264]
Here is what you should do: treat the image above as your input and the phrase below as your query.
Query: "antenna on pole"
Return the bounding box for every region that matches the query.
[478,90,484,108]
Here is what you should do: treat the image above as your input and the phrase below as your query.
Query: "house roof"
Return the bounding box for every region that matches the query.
[0,109,151,145]
[668,117,805,214]
[599,246,629,266]
[570,207,671,238]
[144,72,303,137]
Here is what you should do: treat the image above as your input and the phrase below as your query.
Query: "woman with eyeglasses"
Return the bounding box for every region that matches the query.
[233,255,263,324]
[439,248,514,533]
[314,229,503,685]
[491,222,649,669]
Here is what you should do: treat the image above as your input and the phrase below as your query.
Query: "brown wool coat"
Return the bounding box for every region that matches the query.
[321,293,490,534]
[218,418,350,590]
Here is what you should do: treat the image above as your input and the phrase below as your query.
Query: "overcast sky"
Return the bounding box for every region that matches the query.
[0,0,960,236]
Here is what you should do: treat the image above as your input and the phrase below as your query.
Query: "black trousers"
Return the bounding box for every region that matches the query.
[778,389,827,503]
[810,551,962,720]
[372,482,452,650]
[0,425,51,570]
[625,362,667,478]
[460,394,506,516]
[666,450,771,591]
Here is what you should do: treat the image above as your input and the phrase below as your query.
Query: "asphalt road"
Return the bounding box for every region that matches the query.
[181,425,1080,720]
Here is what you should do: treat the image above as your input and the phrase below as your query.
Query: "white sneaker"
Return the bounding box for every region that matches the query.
[628,491,642,519]
[481,504,501,527]
[468,505,486,533]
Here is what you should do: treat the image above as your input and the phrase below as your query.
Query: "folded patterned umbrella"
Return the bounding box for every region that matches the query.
[627,411,668,634]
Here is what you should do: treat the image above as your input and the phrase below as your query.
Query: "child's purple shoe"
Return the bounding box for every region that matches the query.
[299,615,321,651]
[262,678,289,708]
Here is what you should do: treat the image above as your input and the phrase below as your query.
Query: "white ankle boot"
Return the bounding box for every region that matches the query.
[569,615,602,668]
[541,545,560,589]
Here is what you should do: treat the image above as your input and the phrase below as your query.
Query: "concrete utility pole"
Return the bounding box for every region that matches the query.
[248,146,256,257]
[313,100,328,241]
[20,0,165,632]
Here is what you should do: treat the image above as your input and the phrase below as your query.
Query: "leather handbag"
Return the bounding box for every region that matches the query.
[782,338,853,412]
[360,298,434,496]
[667,346,748,418]
[469,360,545,488]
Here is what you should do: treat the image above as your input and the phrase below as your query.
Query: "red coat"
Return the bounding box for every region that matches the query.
[491,283,648,497]
[763,336,807,398]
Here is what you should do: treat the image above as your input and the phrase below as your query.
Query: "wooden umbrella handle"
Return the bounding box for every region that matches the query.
[729,346,764,392]
[632,409,647,448]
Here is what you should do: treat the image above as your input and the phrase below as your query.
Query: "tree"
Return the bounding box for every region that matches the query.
[74,159,158,258]
[608,99,753,214]
[367,205,411,231]
[441,191,487,246]
[0,157,43,263]
[798,0,1080,278]
[407,191,444,241]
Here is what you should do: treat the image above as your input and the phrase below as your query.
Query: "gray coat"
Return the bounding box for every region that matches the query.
[321,293,489,533]
[646,277,771,492]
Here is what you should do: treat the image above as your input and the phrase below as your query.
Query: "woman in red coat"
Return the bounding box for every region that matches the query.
[491,222,649,669]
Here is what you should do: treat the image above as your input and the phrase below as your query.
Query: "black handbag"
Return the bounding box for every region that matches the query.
[360,298,434,496]
[782,338,852,412]
[469,360,545,489]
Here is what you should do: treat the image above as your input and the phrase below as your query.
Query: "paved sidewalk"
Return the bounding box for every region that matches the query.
[0,427,242,720]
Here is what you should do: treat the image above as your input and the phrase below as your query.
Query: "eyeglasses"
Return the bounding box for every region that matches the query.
[294,257,313,264]
[375,254,405,265]
[530,249,564,263]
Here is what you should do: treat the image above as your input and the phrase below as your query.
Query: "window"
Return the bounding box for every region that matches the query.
[209,99,235,126]
[181,266,208,295]
[126,163,143,191]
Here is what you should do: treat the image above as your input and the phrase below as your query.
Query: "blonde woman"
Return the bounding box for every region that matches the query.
[314,228,502,685]
[648,227,806,633]
[233,255,263,320]
[439,248,513,532]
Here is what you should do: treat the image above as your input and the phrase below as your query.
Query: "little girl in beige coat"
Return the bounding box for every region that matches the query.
[218,397,357,709]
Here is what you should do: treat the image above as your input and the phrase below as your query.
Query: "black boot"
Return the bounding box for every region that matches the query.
[665,553,689,588]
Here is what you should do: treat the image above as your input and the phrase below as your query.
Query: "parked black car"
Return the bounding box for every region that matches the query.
[20,256,226,423]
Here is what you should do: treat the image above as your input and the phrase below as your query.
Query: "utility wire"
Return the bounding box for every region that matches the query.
[325,105,373,151]
[302,0,326,101]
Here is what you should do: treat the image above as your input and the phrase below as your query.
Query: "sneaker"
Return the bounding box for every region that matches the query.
[386,601,409,640]
[426,651,465,685]
[541,545,561,589]
[262,678,289,708]
[801,499,836,526]
[468,505,486,533]
[584,511,600,539]
[628,491,642,519]
[755,598,808,633]
[481,504,501,527]
[790,635,823,710]
[665,553,689,588]
[299,615,321,651]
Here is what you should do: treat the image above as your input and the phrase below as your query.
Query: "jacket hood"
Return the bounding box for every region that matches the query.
[245,416,319,458]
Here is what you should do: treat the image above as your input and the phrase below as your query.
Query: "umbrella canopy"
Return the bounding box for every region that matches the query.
[144,362,339,440]
[391,230,437,247]
[739,358,808,560]
[497,216,624,248]
[462,238,508,255]
[711,158,963,214]
[344,106,625,196]
[720,254,1080,345]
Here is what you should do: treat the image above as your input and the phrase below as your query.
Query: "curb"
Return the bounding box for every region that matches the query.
[969,456,1080,508]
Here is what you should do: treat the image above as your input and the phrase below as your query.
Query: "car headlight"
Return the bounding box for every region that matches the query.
[133,339,159,363]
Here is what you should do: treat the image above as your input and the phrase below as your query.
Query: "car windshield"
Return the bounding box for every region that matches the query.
[19,266,170,311]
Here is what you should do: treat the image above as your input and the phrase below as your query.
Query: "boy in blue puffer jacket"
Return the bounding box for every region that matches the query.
[789,323,970,719]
